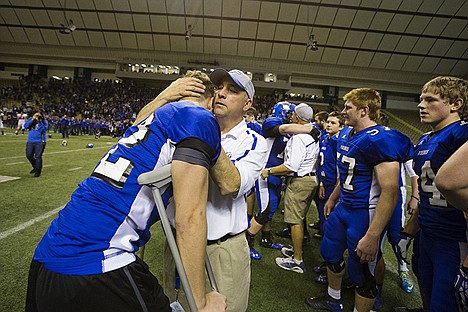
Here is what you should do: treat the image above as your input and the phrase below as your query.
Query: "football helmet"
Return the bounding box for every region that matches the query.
[273,102,295,122]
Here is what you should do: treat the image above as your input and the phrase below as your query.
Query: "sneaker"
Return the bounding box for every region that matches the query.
[276,227,291,238]
[314,272,328,285]
[260,236,284,250]
[250,248,262,260]
[313,232,323,239]
[400,272,414,293]
[29,168,36,174]
[275,257,306,273]
[34,170,41,177]
[281,246,294,258]
[373,287,382,310]
[313,262,327,274]
[309,222,320,229]
[305,294,343,311]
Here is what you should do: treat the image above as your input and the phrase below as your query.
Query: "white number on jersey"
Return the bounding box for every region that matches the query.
[92,115,153,188]
[420,160,447,207]
[341,155,356,191]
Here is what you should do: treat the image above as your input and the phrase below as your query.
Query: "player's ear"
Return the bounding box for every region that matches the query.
[450,98,464,113]
[243,98,252,112]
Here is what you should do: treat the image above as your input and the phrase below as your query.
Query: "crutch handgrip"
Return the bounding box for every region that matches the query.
[137,164,172,188]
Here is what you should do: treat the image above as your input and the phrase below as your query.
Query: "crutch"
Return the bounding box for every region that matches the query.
[138,164,218,312]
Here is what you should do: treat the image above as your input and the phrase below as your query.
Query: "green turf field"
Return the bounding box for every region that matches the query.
[0,128,422,311]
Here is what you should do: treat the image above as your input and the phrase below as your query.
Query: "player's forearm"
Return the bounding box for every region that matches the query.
[279,123,312,135]
[172,161,209,309]
[210,149,240,195]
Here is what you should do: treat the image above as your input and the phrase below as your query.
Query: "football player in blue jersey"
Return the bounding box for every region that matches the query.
[306,88,408,312]
[26,71,227,312]
[315,111,344,238]
[246,102,319,260]
[246,101,294,260]
[412,76,468,312]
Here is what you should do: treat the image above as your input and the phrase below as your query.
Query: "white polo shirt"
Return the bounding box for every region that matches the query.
[206,120,268,240]
[283,130,320,177]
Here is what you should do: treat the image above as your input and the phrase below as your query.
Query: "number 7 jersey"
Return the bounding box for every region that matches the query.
[336,125,411,209]
[413,120,468,241]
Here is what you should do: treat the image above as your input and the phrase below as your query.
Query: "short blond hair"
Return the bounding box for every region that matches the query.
[422,76,468,118]
[343,88,381,122]
[183,70,216,99]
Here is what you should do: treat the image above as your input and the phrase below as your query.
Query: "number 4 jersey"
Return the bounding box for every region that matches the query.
[414,120,468,242]
[336,125,412,209]
[33,101,221,275]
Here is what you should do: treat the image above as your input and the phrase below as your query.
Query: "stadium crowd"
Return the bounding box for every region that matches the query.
[4,71,466,312]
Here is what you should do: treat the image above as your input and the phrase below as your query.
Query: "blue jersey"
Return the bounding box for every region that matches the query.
[413,120,468,242]
[336,125,409,208]
[317,133,339,187]
[246,121,262,135]
[262,116,289,167]
[34,101,221,275]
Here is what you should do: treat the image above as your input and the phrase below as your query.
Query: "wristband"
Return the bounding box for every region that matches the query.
[411,195,419,201]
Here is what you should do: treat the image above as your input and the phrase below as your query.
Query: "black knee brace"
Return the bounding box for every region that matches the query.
[327,259,346,274]
[356,265,377,299]
[254,206,272,225]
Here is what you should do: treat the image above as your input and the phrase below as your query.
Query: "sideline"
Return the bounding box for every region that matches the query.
[0,206,62,241]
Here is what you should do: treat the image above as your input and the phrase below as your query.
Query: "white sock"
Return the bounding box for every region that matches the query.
[327,286,341,300]
[353,307,359,312]
[293,257,303,264]
[399,262,408,272]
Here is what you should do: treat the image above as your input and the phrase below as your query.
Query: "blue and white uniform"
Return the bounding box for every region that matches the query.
[381,131,415,247]
[255,116,289,219]
[413,120,468,312]
[33,101,221,275]
[316,132,340,234]
[321,125,409,287]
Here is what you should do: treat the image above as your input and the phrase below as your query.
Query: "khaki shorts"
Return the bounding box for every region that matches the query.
[284,175,318,224]
[163,233,251,312]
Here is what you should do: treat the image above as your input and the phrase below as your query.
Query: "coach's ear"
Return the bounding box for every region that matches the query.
[243,98,253,113]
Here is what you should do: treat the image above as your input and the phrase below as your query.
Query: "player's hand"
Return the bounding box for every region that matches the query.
[323,198,336,220]
[159,77,205,103]
[355,233,379,263]
[260,168,269,180]
[454,266,468,312]
[397,232,413,264]
[407,196,419,215]
[318,185,325,199]
[200,291,227,312]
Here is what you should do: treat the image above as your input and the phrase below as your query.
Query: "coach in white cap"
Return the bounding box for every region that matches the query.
[205,68,267,311]
[261,103,320,274]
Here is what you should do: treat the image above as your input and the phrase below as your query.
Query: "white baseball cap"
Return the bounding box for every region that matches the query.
[210,69,255,99]
[294,103,314,122]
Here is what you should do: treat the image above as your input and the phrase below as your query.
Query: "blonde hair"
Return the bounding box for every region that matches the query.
[183,70,216,99]
[343,88,381,122]
[422,76,468,118]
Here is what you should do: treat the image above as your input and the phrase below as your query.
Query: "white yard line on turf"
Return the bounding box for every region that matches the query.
[6,161,25,166]
[0,206,63,241]
[68,167,83,171]
[0,145,109,161]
